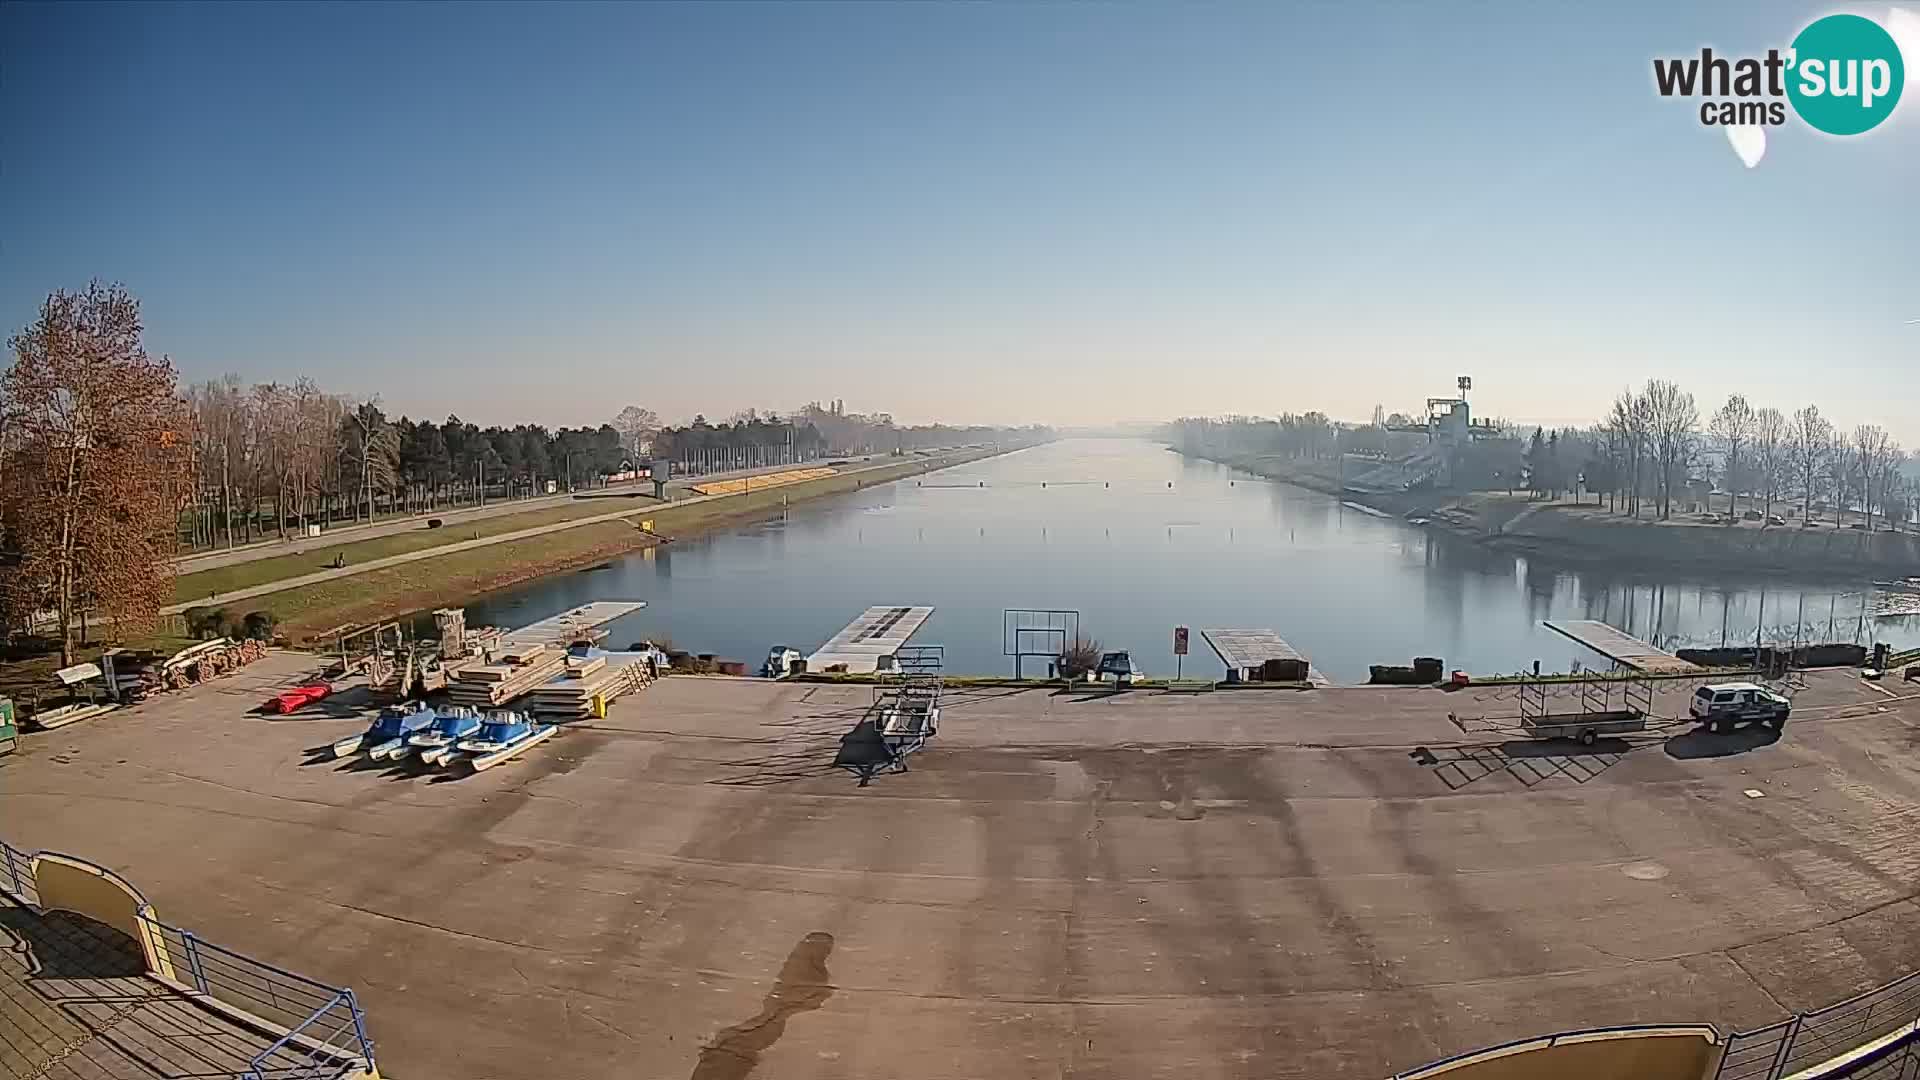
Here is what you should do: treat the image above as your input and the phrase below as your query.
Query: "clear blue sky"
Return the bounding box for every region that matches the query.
[3,1,1914,435]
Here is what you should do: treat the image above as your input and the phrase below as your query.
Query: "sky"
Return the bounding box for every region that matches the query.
[2,1,1916,436]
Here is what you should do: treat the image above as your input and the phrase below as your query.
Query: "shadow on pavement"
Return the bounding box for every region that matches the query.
[1665,726,1782,759]
[1412,738,1634,790]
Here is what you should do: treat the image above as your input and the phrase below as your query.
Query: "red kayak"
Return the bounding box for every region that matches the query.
[266,683,332,714]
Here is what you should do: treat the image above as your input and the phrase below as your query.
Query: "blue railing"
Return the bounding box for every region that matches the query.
[1718,971,1920,1080]
[137,910,377,1080]
[2,837,376,1080]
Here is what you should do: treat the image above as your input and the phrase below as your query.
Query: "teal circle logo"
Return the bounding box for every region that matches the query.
[1786,14,1904,135]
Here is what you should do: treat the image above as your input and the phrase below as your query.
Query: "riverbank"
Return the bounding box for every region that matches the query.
[245,447,1020,642]
[1179,446,1920,579]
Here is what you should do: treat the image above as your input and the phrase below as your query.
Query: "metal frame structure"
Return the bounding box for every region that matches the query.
[1516,673,1654,728]
[1003,609,1079,678]
[836,646,945,786]
[2,838,378,1080]
[1715,969,1920,1079]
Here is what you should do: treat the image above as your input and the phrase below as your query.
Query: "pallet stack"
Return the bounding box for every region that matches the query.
[444,642,569,709]
[522,652,655,720]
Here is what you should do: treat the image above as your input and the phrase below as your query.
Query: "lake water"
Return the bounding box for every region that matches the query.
[451,438,1920,682]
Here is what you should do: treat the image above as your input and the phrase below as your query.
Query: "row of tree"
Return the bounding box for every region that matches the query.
[184,393,1047,548]
[2,281,1049,662]
[1171,382,1910,530]
[1535,382,1906,528]
[183,379,664,547]
[649,400,1047,474]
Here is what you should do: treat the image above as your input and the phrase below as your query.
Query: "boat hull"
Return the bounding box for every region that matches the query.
[458,725,557,772]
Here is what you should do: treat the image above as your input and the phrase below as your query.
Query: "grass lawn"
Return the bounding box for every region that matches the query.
[254,456,963,642]
[0,631,198,719]
[173,495,661,603]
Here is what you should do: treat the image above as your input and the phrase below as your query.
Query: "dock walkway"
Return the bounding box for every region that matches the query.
[807,606,934,674]
[499,601,648,652]
[1543,619,1702,674]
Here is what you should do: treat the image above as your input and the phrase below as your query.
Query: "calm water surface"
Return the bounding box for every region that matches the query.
[452,439,1920,682]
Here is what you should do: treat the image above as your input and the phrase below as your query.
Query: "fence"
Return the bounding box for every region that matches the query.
[2,840,40,907]
[2,839,376,1080]
[1718,971,1920,1079]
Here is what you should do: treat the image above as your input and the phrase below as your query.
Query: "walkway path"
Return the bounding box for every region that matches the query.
[160,452,974,616]
[173,455,883,574]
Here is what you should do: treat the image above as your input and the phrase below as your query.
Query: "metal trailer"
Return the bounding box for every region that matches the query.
[1514,673,1656,746]
[1517,710,1648,746]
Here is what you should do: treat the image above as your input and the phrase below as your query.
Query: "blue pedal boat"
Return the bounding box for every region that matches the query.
[451,711,557,772]
[409,707,485,766]
[332,703,438,759]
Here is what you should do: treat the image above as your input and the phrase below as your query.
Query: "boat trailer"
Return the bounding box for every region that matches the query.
[834,646,944,786]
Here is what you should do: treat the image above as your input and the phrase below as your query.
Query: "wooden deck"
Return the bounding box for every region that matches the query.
[1543,619,1702,674]
[498,601,648,652]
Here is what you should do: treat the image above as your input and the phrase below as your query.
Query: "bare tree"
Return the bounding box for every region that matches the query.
[1708,394,1755,520]
[1751,406,1787,521]
[0,282,189,663]
[1825,429,1852,526]
[1643,379,1697,520]
[1851,424,1898,531]
[1788,404,1832,523]
[611,405,660,461]
[1607,389,1653,516]
[340,399,400,523]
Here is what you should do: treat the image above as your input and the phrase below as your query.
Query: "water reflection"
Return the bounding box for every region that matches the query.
[448,439,1912,682]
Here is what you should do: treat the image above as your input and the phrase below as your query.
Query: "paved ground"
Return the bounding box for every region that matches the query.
[4,655,1920,1079]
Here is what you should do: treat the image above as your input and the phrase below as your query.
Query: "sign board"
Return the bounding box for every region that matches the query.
[1173,626,1189,656]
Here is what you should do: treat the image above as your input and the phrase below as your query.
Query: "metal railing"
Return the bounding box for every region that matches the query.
[1,840,39,907]
[1393,1024,1719,1078]
[2,837,376,1080]
[1719,971,1920,1079]
[136,911,376,1080]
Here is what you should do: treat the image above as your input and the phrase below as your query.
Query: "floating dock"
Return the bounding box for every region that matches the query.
[808,606,934,674]
[498,601,648,653]
[1543,619,1702,674]
[1201,628,1327,685]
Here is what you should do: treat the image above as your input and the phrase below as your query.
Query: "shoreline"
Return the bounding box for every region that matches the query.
[1176,446,1920,582]
[262,445,1027,642]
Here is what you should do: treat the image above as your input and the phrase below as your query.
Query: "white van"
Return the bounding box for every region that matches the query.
[1689,682,1789,734]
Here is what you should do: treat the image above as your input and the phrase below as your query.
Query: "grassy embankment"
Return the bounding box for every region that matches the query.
[0,632,198,718]
[215,453,993,642]
[173,496,660,603]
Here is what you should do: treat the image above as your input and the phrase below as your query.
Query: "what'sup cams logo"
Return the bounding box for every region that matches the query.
[1654,11,1910,163]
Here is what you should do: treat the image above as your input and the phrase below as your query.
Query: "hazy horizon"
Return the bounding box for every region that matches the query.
[4,1,1915,436]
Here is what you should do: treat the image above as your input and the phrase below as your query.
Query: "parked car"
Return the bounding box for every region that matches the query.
[1689,682,1789,734]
